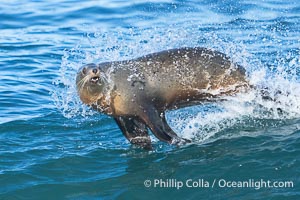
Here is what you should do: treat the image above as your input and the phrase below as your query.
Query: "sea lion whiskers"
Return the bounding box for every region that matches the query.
[76,75,90,94]
[96,71,108,85]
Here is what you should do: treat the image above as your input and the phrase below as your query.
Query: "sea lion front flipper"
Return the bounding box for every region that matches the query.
[141,107,191,145]
[114,116,152,149]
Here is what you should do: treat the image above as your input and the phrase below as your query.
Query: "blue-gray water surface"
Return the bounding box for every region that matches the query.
[1,0,300,199]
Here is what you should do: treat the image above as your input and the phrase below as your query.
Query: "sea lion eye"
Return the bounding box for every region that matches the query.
[82,67,87,75]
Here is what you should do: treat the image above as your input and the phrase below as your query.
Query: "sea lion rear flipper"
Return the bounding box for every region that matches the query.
[114,116,152,149]
[141,107,191,145]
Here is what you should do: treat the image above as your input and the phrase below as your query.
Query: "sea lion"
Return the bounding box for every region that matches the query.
[76,47,249,148]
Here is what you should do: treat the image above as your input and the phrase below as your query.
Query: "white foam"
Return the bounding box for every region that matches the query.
[169,72,300,143]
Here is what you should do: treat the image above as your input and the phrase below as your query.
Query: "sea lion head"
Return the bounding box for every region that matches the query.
[76,63,108,105]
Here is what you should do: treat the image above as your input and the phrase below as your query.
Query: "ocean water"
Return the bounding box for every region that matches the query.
[1,0,300,199]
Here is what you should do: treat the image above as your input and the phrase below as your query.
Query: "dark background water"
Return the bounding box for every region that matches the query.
[0,0,300,199]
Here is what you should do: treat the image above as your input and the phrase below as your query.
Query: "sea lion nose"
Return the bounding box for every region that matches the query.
[92,68,98,74]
